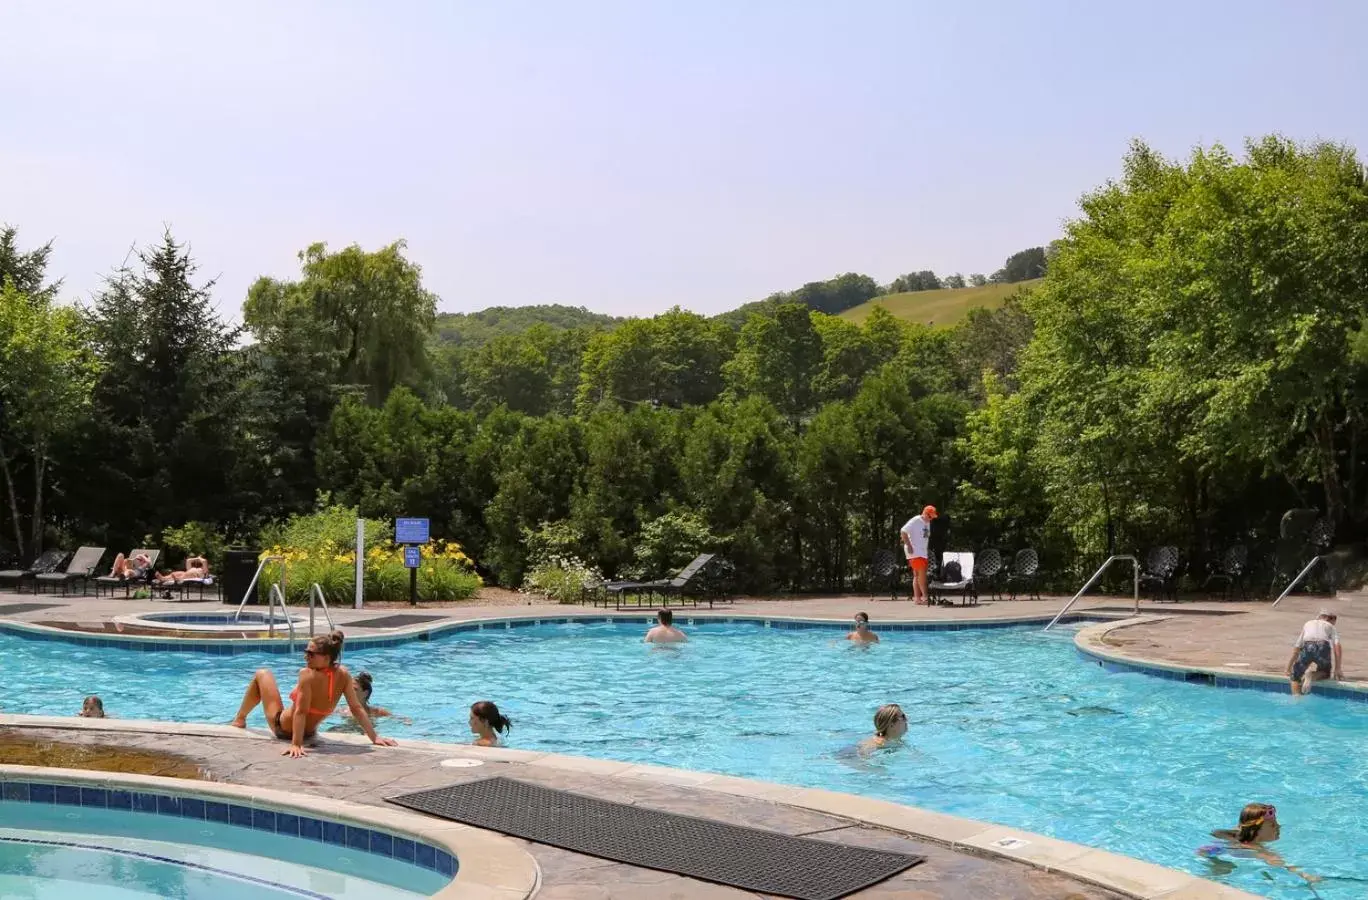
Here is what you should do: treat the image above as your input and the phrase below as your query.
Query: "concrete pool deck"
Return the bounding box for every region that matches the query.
[0,718,1259,900]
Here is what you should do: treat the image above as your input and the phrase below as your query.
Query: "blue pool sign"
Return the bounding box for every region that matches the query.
[395,517,430,545]
[403,546,422,569]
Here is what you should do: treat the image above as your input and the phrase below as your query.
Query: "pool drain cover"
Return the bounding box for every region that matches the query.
[390,776,923,900]
[439,758,484,768]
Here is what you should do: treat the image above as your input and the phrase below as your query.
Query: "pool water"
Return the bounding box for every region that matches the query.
[3,620,1365,898]
[0,803,443,898]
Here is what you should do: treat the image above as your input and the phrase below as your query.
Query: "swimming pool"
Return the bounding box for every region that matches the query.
[2,619,1364,898]
[0,774,454,898]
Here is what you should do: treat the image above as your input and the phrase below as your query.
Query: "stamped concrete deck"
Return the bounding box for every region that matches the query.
[4,721,1130,900]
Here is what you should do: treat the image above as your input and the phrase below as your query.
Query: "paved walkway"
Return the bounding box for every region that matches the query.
[3,722,1126,900]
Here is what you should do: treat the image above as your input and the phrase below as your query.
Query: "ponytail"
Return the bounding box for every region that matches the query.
[471,700,512,735]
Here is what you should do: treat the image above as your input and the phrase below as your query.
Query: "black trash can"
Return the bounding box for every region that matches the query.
[222,549,262,605]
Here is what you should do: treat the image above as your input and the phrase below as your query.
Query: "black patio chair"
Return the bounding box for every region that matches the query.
[0,549,70,594]
[605,553,716,609]
[1002,548,1040,601]
[1138,545,1182,602]
[867,549,902,601]
[34,546,107,596]
[974,548,1005,601]
[1202,544,1249,601]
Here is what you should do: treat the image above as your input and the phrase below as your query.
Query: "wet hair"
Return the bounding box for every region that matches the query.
[873,703,904,737]
[1233,803,1276,843]
[355,671,373,702]
[854,612,870,625]
[310,629,345,664]
[471,700,512,735]
[82,695,104,717]
[657,608,673,626]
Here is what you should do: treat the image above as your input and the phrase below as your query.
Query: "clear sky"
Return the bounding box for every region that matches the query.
[2,1,1366,319]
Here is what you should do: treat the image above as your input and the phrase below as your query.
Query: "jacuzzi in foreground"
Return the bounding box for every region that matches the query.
[0,766,536,899]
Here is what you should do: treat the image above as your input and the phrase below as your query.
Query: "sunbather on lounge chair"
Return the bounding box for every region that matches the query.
[155,555,209,584]
[110,552,152,580]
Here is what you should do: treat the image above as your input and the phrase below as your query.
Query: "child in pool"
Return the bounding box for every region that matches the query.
[332,671,412,731]
[856,704,907,757]
[469,700,512,747]
[1197,803,1320,885]
[79,696,105,718]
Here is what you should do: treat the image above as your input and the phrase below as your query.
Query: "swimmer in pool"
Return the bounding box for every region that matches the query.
[846,612,880,644]
[1197,803,1320,884]
[469,700,512,747]
[79,695,105,718]
[230,630,397,758]
[644,608,687,644]
[857,704,907,756]
[336,671,413,728]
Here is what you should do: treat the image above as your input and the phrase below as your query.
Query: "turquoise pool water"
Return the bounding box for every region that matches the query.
[0,796,446,898]
[3,620,1364,898]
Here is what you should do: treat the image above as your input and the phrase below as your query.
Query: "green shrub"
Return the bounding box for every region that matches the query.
[522,556,603,604]
[629,511,718,579]
[158,521,229,569]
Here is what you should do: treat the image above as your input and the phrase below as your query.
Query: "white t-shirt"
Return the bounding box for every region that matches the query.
[1295,618,1339,647]
[900,515,930,560]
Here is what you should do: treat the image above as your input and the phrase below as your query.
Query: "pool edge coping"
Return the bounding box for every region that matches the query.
[0,762,541,900]
[1074,617,1368,700]
[0,717,1257,900]
[0,607,1128,652]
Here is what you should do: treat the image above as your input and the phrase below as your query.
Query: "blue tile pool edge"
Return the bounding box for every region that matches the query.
[0,776,458,880]
[0,611,1115,654]
[1074,637,1368,703]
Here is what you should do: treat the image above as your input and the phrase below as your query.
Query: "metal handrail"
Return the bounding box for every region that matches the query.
[232,555,284,622]
[1044,554,1139,631]
[266,583,296,650]
[309,582,335,635]
[1270,556,1323,608]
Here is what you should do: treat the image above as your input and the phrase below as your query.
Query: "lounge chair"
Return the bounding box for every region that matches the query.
[1138,545,1181,603]
[930,551,977,606]
[34,546,107,596]
[0,549,70,594]
[1201,544,1249,601]
[1002,548,1040,601]
[867,549,902,602]
[93,549,161,598]
[605,553,716,609]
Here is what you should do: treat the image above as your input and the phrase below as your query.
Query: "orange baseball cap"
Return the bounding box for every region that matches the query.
[923,505,938,518]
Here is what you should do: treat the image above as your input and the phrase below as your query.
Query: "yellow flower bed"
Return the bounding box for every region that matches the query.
[260,539,480,604]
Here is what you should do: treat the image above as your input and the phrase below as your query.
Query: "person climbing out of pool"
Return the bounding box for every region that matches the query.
[846,612,880,644]
[899,506,936,605]
[469,700,512,747]
[339,671,412,726]
[644,608,687,644]
[1286,610,1342,695]
[229,629,398,758]
[857,703,907,756]
[79,696,105,718]
[1197,803,1321,885]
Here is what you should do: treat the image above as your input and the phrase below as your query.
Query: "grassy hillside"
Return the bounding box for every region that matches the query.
[839,279,1040,327]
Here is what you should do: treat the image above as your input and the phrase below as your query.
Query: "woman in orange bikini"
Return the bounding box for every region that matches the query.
[229,630,397,758]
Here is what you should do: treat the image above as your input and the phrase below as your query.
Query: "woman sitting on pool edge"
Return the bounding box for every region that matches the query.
[230,630,397,758]
[1198,803,1320,884]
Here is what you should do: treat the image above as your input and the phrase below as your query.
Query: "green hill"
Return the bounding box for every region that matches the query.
[839,280,1040,327]
[434,304,622,347]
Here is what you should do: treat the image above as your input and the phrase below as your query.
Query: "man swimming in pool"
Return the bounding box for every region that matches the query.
[230,630,397,758]
[846,612,880,644]
[645,608,687,644]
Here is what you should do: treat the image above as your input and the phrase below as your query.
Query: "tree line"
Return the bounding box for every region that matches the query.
[2,135,1365,595]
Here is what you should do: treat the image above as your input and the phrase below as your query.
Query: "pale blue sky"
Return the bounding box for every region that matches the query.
[2,1,1365,318]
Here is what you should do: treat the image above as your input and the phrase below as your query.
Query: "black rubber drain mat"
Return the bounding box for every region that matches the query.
[344,614,446,629]
[0,604,63,616]
[389,776,924,900]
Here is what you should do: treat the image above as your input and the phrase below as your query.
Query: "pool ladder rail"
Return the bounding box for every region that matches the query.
[228,555,335,648]
[1044,554,1140,631]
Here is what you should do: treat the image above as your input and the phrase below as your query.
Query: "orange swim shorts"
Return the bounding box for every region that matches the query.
[907,557,928,573]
